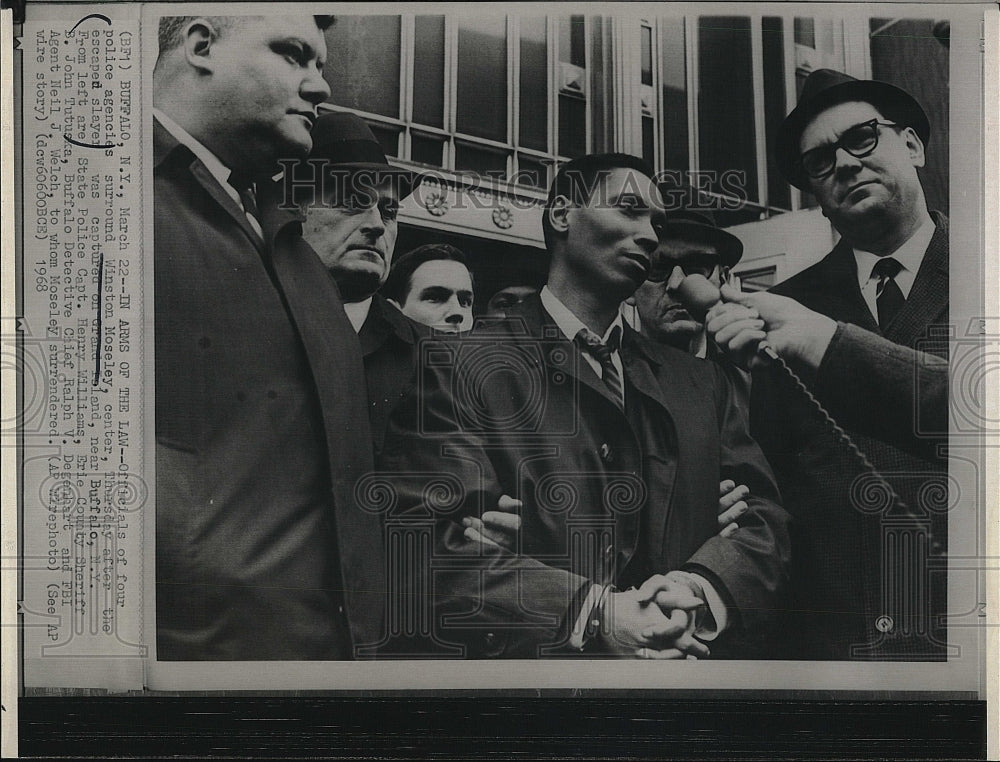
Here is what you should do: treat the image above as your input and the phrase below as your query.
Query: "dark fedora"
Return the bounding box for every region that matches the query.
[658,186,744,267]
[663,208,743,268]
[298,111,421,201]
[775,68,930,189]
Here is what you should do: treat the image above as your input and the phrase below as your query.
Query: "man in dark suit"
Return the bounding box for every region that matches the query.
[296,112,425,458]
[378,153,790,659]
[153,15,384,659]
[296,114,518,551]
[629,203,743,354]
[706,69,949,659]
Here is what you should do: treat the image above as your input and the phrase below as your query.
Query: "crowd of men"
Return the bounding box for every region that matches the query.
[153,15,950,661]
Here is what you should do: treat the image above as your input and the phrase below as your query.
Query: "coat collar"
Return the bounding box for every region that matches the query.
[153,118,303,255]
[509,294,679,419]
[509,294,620,412]
[358,294,424,357]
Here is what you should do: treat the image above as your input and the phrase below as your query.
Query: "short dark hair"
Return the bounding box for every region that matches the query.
[383,244,472,305]
[157,15,334,53]
[541,153,657,250]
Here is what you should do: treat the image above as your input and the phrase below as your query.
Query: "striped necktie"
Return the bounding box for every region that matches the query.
[575,326,625,411]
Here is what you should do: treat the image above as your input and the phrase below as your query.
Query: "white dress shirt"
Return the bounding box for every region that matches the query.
[344,297,373,335]
[853,215,934,322]
[540,285,625,397]
[153,108,264,240]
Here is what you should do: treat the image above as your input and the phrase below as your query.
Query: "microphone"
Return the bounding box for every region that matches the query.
[675,274,779,361]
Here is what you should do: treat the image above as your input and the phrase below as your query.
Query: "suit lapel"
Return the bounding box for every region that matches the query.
[360,295,421,358]
[620,331,680,557]
[823,240,881,333]
[191,162,267,255]
[153,118,266,255]
[358,299,393,358]
[516,296,626,415]
[884,214,949,348]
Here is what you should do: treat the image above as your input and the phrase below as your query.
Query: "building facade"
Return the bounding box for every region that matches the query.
[319,12,949,305]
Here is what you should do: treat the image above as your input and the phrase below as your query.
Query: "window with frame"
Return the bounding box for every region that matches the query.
[322,14,597,190]
[641,14,837,223]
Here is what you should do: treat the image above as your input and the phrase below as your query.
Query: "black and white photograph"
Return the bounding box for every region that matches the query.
[4,1,997,757]
[148,6,967,666]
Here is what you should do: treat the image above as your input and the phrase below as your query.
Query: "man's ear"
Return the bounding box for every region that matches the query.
[901,126,926,168]
[183,18,219,74]
[547,195,572,236]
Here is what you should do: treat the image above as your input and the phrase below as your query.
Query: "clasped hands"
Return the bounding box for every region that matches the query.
[461,479,752,659]
[596,573,711,659]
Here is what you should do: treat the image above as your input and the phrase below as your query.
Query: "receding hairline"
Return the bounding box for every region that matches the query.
[157,15,334,54]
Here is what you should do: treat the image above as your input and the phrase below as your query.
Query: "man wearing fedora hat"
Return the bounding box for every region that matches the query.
[297,113,518,556]
[294,111,424,459]
[628,202,744,356]
[152,16,385,660]
[707,69,949,660]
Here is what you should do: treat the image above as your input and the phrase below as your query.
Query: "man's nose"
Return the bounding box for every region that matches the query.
[665,265,687,292]
[301,66,331,105]
[445,297,470,323]
[832,146,863,176]
[636,225,659,255]
[359,205,386,237]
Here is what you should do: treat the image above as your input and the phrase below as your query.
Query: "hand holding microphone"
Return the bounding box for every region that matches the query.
[677,276,837,371]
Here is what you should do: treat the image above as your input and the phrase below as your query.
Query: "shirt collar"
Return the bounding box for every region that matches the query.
[343,297,373,335]
[153,108,235,193]
[852,214,935,286]
[540,285,624,347]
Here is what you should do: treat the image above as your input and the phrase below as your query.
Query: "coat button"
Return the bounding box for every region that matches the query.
[600,443,612,462]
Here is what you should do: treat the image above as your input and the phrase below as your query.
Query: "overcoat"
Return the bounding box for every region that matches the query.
[753,213,949,659]
[154,119,384,659]
[379,294,791,657]
[357,294,427,458]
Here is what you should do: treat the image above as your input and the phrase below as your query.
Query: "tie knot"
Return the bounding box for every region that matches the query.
[229,172,260,220]
[228,170,255,194]
[872,256,903,280]
[575,325,621,363]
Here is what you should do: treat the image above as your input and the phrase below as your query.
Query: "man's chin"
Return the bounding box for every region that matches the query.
[651,321,702,349]
[331,270,383,302]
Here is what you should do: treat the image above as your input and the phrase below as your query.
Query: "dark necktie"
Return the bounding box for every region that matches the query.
[575,326,625,411]
[872,256,905,328]
[229,172,263,240]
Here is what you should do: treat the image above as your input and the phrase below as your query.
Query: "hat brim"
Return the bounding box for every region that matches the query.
[663,220,744,267]
[776,79,930,189]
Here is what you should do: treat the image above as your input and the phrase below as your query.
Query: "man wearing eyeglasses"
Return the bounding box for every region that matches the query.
[707,69,949,660]
[628,204,744,355]
[770,69,946,340]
